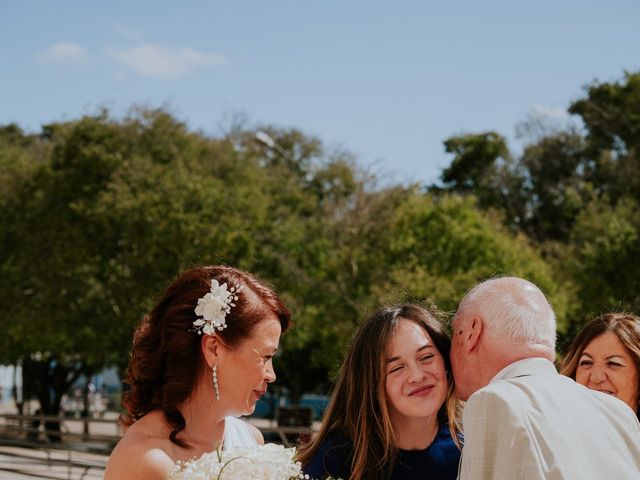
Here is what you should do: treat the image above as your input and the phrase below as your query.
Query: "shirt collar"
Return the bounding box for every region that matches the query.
[489,357,557,384]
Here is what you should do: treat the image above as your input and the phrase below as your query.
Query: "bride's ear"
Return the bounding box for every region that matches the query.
[201,334,222,368]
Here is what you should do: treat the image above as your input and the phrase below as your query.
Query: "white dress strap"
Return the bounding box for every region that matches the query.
[223,416,259,449]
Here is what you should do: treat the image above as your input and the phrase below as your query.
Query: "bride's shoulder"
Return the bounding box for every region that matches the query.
[247,422,264,444]
[104,412,175,479]
[226,416,264,445]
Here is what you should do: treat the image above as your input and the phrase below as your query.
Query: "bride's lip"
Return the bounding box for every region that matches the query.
[408,385,434,397]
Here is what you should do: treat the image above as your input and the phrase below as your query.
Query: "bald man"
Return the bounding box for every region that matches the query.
[451,277,640,479]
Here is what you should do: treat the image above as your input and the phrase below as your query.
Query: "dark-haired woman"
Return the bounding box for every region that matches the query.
[298,304,461,480]
[561,312,640,416]
[104,266,290,480]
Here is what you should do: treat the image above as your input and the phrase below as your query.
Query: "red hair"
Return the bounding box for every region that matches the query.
[121,265,290,446]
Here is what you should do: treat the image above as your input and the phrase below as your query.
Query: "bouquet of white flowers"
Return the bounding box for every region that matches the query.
[168,443,310,480]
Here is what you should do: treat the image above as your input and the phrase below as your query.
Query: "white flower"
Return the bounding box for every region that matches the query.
[168,443,311,480]
[193,279,242,335]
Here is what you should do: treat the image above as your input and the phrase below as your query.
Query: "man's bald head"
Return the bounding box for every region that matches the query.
[450,277,557,400]
[455,277,556,350]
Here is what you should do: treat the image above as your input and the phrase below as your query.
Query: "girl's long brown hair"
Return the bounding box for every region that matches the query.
[120,265,290,447]
[298,304,461,480]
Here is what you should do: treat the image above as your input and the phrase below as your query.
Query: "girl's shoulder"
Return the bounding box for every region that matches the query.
[302,432,353,480]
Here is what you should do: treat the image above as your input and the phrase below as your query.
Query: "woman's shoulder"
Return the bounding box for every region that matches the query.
[313,431,353,454]
[397,425,460,461]
[434,424,460,447]
[426,424,461,457]
[122,410,173,443]
[302,432,353,479]
[104,413,175,480]
[247,422,264,444]
[104,432,174,479]
[225,416,264,445]
[393,425,461,479]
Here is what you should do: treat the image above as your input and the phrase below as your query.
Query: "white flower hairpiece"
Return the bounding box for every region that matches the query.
[193,279,243,335]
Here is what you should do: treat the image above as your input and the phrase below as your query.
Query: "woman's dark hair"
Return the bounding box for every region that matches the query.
[561,312,640,416]
[297,304,460,480]
[121,265,291,447]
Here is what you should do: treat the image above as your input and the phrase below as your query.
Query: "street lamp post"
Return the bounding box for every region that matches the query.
[255,130,288,159]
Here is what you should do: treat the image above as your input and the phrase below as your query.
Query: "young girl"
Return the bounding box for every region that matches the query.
[299,304,461,480]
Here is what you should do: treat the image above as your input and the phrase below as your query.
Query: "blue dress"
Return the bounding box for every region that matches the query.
[303,424,460,480]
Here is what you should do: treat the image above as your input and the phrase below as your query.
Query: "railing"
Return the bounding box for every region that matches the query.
[0,413,118,478]
[0,413,314,479]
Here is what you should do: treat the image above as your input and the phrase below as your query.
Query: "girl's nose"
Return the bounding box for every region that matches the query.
[407,363,426,383]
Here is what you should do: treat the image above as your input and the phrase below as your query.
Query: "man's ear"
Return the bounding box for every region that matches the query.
[465,316,483,352]
[201,334,222,368]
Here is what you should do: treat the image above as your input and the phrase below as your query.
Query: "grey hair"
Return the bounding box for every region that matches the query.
[455,277,556,348]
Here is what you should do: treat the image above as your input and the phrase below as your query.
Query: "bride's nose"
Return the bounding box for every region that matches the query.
[265,362,276,383]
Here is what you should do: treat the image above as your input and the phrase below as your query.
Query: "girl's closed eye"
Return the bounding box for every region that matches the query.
[419,354,434,362]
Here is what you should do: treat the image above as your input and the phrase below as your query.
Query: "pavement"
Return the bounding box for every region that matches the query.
[0,401,109,479]
[0,445,106,479]
[0,401,319,479]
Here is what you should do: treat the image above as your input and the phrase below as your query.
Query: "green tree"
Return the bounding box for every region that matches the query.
[376,193,571,331]
[434,132,528,234]
[0,109,391,409]
[518,131,594,241]
[569,71,640,202]
[567,197,640,326]
[0,109,271,427]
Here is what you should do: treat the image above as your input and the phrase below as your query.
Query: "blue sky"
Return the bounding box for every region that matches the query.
[2,1,639,184]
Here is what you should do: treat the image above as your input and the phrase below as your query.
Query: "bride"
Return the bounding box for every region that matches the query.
[104,265,291,479]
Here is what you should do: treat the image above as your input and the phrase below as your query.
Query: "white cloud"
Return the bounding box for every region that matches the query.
[36,42,87,64]
[113,24,143,41]
[109,44,226,79]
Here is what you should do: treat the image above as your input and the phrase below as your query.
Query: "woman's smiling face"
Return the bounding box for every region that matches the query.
[217,315,281,416]
[575,331,639,411]
[384,318,448,424]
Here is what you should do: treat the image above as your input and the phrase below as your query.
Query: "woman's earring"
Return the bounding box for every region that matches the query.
[212,365,220,400]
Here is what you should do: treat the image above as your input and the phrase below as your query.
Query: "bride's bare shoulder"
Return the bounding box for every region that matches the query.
[104,412,175,480]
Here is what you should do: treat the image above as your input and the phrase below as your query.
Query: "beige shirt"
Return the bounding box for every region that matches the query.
[458,358,640,479]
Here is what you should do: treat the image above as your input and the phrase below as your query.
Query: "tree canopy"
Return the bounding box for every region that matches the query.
[434,69,640,333]
[2,69,638,410]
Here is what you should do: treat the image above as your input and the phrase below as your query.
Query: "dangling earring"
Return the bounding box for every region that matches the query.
[212,365,220,400]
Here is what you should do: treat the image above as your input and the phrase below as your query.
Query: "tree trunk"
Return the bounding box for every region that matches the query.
[21,356,84,443]
[82,377,90,440]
